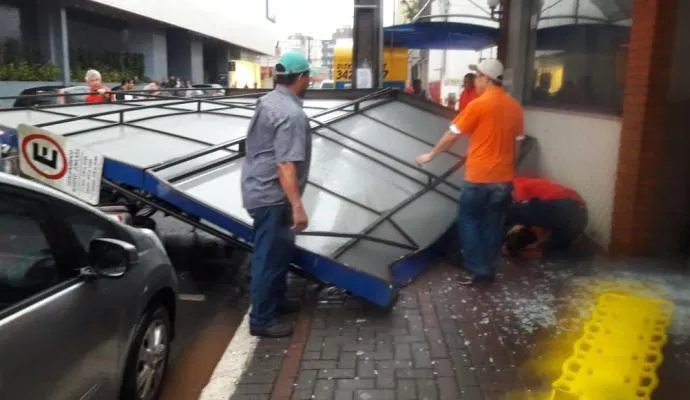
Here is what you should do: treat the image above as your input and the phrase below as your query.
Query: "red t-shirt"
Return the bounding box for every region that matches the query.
[512,177,584,204]
[457,87,478,111]
[85,86,112,103]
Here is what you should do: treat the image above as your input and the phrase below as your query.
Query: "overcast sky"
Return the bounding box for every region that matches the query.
[276,0,397,39]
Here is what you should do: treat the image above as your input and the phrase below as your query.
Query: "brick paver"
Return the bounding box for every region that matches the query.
[227,257,690,400]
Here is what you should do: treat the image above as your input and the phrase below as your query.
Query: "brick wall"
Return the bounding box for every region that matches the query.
[609,0,679,256]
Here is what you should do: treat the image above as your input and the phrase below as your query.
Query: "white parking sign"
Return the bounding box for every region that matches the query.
[18,124,104,205]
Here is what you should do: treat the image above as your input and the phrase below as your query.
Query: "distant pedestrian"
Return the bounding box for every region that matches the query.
[84,69,112,103]
[458,73,478,112]
[241,51,313,338]
[416,59,525,285]
[115,77,134,101]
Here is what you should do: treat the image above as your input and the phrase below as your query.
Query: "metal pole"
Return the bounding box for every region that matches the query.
[412,0,434,22]
[59,6,71,85]
[440,0,450,104]
[353,0,383,88]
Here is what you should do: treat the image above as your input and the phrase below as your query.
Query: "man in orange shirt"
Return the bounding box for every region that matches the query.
[457,73,478,111]
[416,59,524,285]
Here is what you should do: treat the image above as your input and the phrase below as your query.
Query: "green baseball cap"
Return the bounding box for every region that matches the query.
[275,51,313,75]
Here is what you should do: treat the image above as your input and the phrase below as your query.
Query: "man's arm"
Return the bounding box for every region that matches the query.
[429,131,459,158]
[273,112,309,231]
[417,102,479,165]
[277,162,303,210]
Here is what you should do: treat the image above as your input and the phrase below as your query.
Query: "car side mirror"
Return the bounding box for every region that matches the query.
[86,238,139,278]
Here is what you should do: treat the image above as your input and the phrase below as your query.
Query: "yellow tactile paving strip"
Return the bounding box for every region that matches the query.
[549,292,673,400]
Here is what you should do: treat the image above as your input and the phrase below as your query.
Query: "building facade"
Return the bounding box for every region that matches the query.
[320,26,353,79]
[0,0,278,92]
[503,0,690,259]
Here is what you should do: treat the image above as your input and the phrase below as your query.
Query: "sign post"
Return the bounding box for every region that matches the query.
[18,124,104,205]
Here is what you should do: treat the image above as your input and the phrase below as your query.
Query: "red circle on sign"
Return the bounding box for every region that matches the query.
[21,133,68,180]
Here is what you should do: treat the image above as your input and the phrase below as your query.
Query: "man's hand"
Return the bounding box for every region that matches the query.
[291,205,308,232]
[96,88,106,96]
[416,152,434,166]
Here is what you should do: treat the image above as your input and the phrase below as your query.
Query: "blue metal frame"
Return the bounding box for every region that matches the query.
[1,89,467,308]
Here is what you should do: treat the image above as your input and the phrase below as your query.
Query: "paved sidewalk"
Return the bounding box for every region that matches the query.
[219,257,690,400]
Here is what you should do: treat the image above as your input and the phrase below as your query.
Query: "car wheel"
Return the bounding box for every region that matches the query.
[120,303,171,400]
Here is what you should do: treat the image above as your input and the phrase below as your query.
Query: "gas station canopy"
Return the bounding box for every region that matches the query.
[383,22,498,50]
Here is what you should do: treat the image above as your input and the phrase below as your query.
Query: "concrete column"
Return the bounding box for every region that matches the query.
[126,26,168,81]
[36,0,70,84]
[190,37,204,84]
[352,0,383,88]
[504,0,538,101]
[166,30,206,83]
[166,29,189,80]
[214,45,229,84]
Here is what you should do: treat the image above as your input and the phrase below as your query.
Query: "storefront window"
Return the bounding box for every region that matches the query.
[524,0,632,115]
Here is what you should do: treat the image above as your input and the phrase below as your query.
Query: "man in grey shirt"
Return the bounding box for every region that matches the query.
[241,51,312,338]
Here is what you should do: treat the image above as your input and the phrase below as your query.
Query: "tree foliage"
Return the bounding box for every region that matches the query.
[400,0,422,22]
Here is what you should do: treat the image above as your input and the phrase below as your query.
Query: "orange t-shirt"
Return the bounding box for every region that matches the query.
[450,86,524,183]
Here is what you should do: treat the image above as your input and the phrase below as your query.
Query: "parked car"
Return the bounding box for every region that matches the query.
[0,172,178,400]
[58,85,91,104]
[12,85,66,108]
[191,83,226,97]
[319,80,335,89]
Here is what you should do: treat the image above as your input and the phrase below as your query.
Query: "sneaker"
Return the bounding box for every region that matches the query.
[250,321,294,338]
[457,273,495,286]
[277,300,302,315]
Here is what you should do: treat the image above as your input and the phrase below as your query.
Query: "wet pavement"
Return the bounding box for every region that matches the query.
[150,215,250,400]
[203,249,690,400]
[149,212,690,399]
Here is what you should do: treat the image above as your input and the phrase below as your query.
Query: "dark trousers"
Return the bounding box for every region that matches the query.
[506,198,587,252]
[248,204,295,329]
[457,182,513,278]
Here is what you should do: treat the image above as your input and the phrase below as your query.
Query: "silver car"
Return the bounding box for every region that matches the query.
[0,172,178,400]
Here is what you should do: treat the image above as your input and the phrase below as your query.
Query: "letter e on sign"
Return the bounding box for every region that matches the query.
[18,125,68,181]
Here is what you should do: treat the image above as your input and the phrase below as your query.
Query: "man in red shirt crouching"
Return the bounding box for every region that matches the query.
[504,176,587,258]
[84,69,112,103]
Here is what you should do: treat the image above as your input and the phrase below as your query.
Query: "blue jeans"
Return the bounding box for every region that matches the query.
[506,198,587,253]
[457,182,513,278]
[248,204,295,329]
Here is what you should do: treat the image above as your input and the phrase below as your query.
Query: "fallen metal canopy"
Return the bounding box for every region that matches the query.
[0,90,465,307]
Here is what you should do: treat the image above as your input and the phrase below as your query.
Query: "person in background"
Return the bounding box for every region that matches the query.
[504,176,587,258]
[84,69,112,103]
[411,79,431,100]
[403,80,415,94]
[183,80,200,97]
[457,73,478,112]
[241,51,313,338]
[416,59,525,285]
[114,77,134,101]
[141,81,160,99]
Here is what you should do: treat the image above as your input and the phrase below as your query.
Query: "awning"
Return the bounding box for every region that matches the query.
[383,22,498,50]
[383,21,629,52]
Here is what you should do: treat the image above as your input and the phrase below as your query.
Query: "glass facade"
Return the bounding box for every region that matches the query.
[524,0,632,115]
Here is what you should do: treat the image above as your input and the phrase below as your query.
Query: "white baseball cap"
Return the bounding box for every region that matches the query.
[469,59,504,82]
